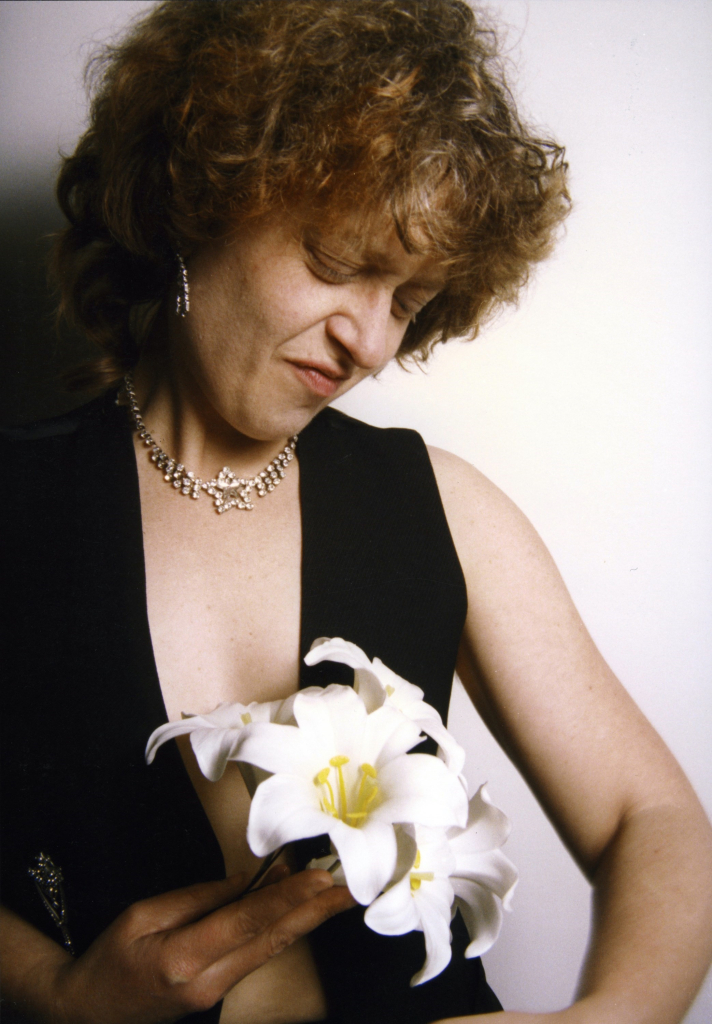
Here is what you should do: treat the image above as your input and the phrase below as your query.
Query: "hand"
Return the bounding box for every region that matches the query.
[3,867,354,1024]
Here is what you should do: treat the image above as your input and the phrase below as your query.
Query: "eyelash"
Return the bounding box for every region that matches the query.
[307,248,418,322]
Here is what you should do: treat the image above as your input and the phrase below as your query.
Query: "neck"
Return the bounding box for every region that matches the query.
[128,348,293,483]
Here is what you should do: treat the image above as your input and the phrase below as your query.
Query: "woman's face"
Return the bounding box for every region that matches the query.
[168,213,445,442]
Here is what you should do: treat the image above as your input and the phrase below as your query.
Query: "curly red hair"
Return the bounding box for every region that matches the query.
[52,0,570,389]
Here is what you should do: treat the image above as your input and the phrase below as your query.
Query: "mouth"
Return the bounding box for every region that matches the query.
[288,360,349,398]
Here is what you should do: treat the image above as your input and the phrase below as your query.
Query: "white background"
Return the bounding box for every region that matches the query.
[1,2,710,1020]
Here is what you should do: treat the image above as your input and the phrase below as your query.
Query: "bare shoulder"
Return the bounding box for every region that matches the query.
[426,444,559,584]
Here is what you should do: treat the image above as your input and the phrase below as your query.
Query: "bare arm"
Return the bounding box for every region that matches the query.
[429,446,712,1024]
[0,868,354,1024]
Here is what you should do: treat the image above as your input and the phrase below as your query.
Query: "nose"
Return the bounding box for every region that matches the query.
[324,285,396,371]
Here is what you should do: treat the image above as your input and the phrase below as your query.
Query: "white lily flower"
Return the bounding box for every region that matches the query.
[448,784,518,958]
[305,638,466,775]
[145,697,288,782]
[364,785,517,985]
[232,684,469,905]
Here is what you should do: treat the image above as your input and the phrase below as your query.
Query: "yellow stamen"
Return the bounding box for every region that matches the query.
[385,685,395,697]
[314,767,337,815]
[410,871,434,893]
[362,787,378,810]
[409,851,433,896]
[329,757,349,819]
[353,763,379,819]
[241,712,252,725]
[315,758,379,827]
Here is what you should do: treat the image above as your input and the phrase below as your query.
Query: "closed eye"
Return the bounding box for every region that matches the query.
[305,245,360,284]
[393,286,439,323]
[392,295,418,322]
[305,241,436,323]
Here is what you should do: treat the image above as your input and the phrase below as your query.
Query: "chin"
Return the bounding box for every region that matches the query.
[236,401,325,443]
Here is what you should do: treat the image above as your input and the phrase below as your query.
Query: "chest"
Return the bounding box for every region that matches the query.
[138,459,303,723]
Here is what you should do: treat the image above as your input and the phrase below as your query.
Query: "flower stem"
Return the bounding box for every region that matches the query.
[239,845,286,898]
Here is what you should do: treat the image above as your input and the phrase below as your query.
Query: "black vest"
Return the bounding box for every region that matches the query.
[1,392,501,1022]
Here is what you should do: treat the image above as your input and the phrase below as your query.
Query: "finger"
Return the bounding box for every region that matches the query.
[127,873,254,934]
[173,870,337,971]
[203,882,357,997]
[255,863,291,888]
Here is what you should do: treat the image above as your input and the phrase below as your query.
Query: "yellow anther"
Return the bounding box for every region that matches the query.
[314,766,337,815]
[385,685,395,697]
[360,763,377,778]
[241,712,252,725]
[414,850,421,870]
[329,755,350,767]
[410,877,422,892]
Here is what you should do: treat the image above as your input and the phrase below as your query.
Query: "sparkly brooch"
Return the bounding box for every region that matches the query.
[28,852,74,953]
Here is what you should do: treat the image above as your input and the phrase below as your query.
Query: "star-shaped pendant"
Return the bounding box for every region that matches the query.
[206,468,255,513]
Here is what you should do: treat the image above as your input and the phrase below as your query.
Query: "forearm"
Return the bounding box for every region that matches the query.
[0,905,72,1022]
[571,797,712,1024]
[438,799,712,1024]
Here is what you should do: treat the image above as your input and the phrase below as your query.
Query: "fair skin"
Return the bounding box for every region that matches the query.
[1,213,711,1024]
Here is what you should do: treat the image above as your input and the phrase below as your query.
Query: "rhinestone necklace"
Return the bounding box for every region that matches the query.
[123,374,298,514]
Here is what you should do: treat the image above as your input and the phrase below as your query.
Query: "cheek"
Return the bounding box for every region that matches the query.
[186,271,274,371]
[257,273,338,346]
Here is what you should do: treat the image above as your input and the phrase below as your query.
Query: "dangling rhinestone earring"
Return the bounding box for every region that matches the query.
[176,253,190,317]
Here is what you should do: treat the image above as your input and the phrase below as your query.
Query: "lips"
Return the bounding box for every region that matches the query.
[288,360,348,398]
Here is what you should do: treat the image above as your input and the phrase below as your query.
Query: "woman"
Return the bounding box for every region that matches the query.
[1,1,711,1023]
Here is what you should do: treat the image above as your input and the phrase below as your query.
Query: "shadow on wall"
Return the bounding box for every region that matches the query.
[0,182,94,426]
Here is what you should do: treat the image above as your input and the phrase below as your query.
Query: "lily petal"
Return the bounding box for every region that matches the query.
[231,721,323,778]
[305,636,373,672]
[204,699,285,727]
[305,638,385,711]
[246,773,327,856]
[327,817,397,905]
[190,727,244,781]
[410,880,455,986]
[293,684,369,756]
[451,876,504,959]
[452,848,519,905]
[410,825,457,880]
[360,705,424,767]
[145,698,287,770]
[235,761,272,799]
[370,656,426,706]
[447,784,512,853]
[414,713,466,775]
[364,872,419,935]
[374,754,468,829]
[146,718,209,765]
